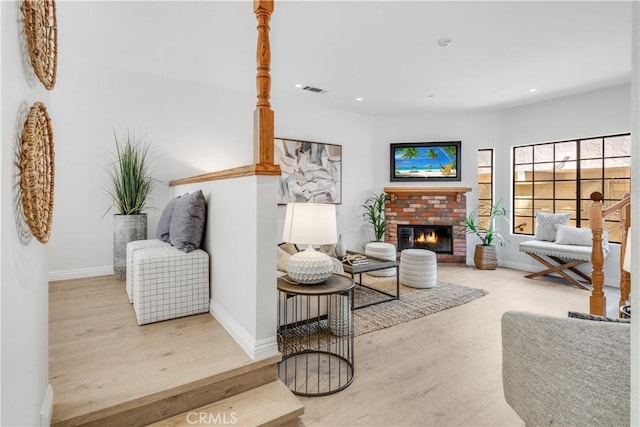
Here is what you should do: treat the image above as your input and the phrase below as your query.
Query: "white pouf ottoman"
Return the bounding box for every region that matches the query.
[365,242,397,277]
[400,249,437,288]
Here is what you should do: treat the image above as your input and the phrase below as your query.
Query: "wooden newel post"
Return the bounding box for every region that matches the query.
[589,191,606,315]
[619,194,631,315]
[253,0,275,166]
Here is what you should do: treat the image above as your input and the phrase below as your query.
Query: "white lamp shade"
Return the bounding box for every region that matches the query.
[282,203,337,246]
[623,226,631,273]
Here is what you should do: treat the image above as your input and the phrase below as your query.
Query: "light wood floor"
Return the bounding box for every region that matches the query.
[49,275,257,425]
[298,265,621,427]
[50,267,620,426]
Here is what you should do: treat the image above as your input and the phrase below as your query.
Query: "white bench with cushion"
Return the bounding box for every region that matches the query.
[519,212,609,289]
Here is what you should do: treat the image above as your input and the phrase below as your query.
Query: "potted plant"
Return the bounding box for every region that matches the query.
[106,133,155,280]
[464,200,509,270]
[361,192,396,276]
[361,192,387,242]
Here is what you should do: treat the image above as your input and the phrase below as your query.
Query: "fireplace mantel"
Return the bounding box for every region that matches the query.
[383,187,472,196]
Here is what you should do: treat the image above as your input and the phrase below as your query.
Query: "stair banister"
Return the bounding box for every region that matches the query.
[589,192,631,316]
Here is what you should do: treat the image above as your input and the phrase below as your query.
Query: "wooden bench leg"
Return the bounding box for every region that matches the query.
[523,253,590,290]
[549,256,592,284]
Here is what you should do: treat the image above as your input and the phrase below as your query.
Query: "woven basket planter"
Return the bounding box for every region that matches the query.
[473,244,497,270]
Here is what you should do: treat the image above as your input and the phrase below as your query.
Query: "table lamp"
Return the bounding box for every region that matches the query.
[623,226,632,273]
[282,203,337,284]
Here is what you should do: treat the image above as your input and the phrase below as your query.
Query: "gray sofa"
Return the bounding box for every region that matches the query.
[501,310,630,426]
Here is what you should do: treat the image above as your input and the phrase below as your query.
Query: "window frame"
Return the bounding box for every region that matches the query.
[477,148,494,230]
[512,133,630,243]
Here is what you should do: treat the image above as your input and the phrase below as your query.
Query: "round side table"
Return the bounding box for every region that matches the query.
[277,273,355,396]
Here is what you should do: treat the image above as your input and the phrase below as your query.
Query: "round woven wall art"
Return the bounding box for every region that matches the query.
[22,0,58,90]
[20,102,55,243]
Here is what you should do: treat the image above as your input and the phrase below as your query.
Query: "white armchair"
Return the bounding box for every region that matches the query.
[501,310,630,426]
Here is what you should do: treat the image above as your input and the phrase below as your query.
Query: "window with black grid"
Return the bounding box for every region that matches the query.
[512,133,630,243]
[477,149,494,231]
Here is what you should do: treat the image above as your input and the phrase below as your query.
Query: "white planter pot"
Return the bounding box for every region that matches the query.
[365,242,397,277]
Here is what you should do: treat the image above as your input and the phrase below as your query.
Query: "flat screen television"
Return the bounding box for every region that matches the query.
[390,141,461,182]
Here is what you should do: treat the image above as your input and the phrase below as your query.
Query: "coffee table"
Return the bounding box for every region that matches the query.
[342,250,399,309]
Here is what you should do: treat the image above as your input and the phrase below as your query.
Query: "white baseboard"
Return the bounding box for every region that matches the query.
[210,300,278,361]
[40,384,53,427]
[48,266,113,282]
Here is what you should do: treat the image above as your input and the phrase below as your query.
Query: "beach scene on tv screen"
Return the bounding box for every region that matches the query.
[394,146,458,178]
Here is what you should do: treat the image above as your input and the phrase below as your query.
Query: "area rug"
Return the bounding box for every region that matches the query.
[352,275,488,336]
[277,276,488,354]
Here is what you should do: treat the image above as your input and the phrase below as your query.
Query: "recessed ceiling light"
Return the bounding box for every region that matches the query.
[355,97,363,102]
[426,94,435,99]
[529,88,538,93]
[437,38,453,48]
[294,84,303,88]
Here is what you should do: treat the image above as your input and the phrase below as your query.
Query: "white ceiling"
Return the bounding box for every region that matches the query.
[69,1,632,116]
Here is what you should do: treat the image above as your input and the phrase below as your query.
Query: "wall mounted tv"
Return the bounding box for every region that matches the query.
[390,141,461,182]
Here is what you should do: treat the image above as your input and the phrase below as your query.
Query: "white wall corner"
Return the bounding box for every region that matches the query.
[210,300,278,361]
[40,384,54,427]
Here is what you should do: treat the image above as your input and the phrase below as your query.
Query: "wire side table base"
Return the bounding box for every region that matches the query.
[277,274,355,396]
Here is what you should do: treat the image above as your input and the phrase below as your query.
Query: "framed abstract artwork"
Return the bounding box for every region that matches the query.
[275,138,342,204]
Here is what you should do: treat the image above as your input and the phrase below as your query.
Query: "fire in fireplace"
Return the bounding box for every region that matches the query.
[397,224,453,254]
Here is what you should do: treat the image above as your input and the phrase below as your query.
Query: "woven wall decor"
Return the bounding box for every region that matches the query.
[20,102,55,243]
[22,0,58,90]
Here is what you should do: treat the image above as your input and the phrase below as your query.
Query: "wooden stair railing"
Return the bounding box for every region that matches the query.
[589,191,631,316]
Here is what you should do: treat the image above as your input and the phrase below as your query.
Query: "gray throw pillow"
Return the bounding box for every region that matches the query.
[155,195,182,243]
[568,311,630,324]
[169,190,207,253]
[534,212,570,242]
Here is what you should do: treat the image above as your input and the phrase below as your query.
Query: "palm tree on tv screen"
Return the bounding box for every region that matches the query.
[427,148,445,168]
[400,147,419,160]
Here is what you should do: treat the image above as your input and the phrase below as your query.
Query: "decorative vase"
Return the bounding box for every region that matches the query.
[335,234,346,258]
[473,244,497,270]
[113,214,147,280]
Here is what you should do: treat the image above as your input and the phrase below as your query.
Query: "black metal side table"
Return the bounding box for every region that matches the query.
[277,274,355,396]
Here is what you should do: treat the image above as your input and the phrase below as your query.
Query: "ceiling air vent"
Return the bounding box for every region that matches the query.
[302,86,327,94]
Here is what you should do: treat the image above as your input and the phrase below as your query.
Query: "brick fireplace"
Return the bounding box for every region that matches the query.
[383,187,471,263]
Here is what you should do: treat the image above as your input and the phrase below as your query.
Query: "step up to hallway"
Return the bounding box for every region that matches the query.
[49,276,303,427]
[150,380,304,427]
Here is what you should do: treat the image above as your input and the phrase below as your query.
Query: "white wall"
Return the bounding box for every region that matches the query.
[629,3,639,423]
[48,1,378,279]
[172,177,279,361]
[499,84,631,285]
[1,1,50,424]
[274,100,375,252]
[48,1,258,279]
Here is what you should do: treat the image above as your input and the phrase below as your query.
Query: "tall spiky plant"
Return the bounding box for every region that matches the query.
[464,200,509,246]
[107,133,154,215]
[362,193,388,242]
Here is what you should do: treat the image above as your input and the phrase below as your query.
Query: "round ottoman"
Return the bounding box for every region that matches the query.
[365,242,397,277]
[400,249,437,288]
